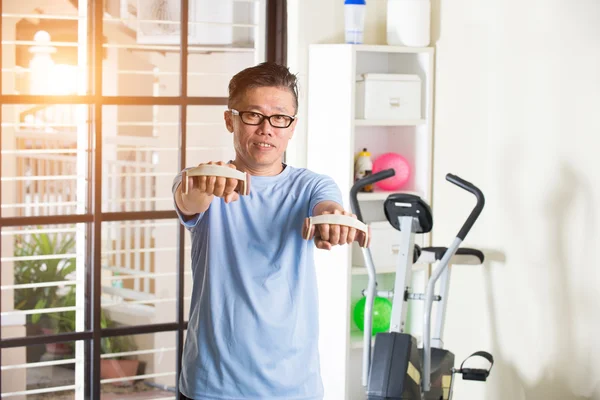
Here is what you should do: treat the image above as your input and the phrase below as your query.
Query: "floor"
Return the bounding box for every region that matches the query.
[26,366,174,399]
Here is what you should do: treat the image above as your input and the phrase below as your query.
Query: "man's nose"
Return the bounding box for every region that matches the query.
[258,117,274,135]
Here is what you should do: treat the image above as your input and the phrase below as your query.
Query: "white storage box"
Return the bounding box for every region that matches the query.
[355,73,421,120]
[352,221,401,269]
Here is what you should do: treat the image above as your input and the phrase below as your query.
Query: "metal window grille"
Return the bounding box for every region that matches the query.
[0,0,285,398]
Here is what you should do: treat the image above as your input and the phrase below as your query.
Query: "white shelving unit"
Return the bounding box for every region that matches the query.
[306,44,435,400]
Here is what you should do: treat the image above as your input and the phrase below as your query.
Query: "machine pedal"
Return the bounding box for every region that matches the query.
[460,368,490,381]
[454,351,494,382]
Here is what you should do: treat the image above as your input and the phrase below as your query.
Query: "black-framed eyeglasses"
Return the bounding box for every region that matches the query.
[230,109,296,128]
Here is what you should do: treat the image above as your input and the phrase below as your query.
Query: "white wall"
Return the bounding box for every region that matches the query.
[289,0,600,399]
[432,1,600,399]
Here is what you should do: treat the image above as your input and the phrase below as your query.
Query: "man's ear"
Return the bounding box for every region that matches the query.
[224,110,234,133]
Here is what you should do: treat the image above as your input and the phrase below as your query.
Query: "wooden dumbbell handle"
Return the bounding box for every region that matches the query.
[181,165,250,195]
[303,214,371,248]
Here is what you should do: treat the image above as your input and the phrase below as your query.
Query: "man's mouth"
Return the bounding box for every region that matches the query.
[254,142,274,148]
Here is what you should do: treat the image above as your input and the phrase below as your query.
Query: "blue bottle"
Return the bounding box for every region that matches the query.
[344,0,366,44]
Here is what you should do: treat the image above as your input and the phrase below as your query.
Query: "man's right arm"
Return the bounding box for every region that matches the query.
[172,161,242,224]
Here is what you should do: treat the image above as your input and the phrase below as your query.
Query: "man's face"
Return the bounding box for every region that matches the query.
[225,86,297,171]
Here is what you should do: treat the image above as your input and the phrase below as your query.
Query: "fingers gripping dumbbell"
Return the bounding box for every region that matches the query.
[303,214,371,248]
[181,164,251,196]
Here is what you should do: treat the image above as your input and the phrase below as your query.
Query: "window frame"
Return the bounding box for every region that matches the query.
[0,0,287,398]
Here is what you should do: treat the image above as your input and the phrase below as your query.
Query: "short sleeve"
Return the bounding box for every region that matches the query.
[172,170,205,230]
[308,174,343,216]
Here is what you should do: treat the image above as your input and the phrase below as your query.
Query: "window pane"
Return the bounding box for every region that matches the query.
[2,2,86,96]
[1,340,85,399]
[187,52,256,98]
[103,0,181,97]
[185,105,235,164]
[185,0,263,97]
[100,332,177,399]
[1,224,87,339]
[101,220,185,326]
[1,104,90,217]
[102,105,179,213]
[189,0,259,50]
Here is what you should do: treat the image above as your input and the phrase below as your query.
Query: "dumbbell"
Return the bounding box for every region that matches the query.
[303,214,371,248]
[181,164,250,196]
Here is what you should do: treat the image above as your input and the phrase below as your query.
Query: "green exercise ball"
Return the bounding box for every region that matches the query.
[353,296,392,335]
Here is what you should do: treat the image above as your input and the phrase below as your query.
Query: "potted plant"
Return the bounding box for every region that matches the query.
[13,230,77,358]
[44,294,141,385]
[43,285,78,356]
[14,230,141,382]
[99,311,140,386]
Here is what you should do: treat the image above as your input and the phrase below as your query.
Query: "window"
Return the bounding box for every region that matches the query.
[0,0,285,398]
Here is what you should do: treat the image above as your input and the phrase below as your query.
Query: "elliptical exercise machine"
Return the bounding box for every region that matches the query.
[348,169,493,400]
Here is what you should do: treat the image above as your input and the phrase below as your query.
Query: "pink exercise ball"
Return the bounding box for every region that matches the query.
[372,153,410,190]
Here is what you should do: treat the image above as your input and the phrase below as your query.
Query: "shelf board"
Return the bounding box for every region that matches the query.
[357,190,422,202]
[351,263,426,275]
[352,265,395,275]
[352,264,396,275]
[354,119,426,127]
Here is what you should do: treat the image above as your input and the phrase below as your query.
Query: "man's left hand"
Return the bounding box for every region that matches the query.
[305,209,366,250]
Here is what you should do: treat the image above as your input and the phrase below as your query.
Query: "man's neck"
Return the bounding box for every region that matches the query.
[232,158,284,176]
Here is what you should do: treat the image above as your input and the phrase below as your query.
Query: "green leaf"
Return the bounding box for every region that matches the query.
[13,231,77,318]
[31,298,47,324]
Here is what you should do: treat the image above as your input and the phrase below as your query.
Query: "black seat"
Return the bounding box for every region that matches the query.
[384,193,433,233]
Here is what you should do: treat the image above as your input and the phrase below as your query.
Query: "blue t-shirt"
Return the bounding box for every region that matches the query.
[172,165,342,400]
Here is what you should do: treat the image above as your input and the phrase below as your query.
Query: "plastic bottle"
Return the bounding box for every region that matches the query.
[344,0,367,44]
[355,148,373,192]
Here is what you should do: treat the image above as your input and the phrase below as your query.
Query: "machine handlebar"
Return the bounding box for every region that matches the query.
[422,174,485,392]
[445,173,485,240]
[350,169,395,222]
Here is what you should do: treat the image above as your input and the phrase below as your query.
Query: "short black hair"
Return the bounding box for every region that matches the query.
[228,62,299,114]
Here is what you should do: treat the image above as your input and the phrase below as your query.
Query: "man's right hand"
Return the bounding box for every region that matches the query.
[176,161,244,216]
